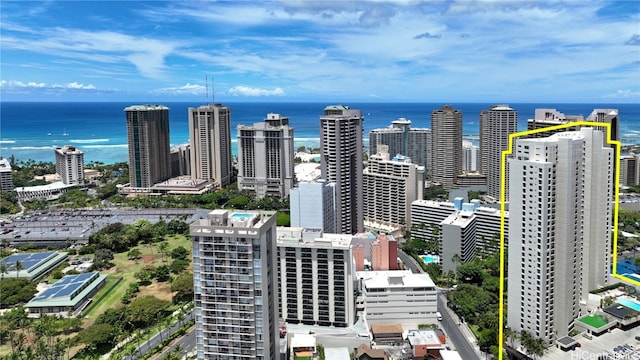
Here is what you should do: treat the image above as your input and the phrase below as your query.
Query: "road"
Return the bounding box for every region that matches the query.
[399,249,481,359]
[162,327,196,357]
[397,249,422,273]
[124,310,194,360]
[437,291,481,360]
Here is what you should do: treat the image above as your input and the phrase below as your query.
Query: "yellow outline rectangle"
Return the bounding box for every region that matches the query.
[498,121,631,360]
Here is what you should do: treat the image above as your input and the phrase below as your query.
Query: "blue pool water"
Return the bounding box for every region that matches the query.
[617,298,640,312]
[231,213,254,220]
[421,255,439,264]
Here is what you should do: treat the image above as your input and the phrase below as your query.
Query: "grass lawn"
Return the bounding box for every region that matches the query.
[82,234,192,322]
[578,314,608,328]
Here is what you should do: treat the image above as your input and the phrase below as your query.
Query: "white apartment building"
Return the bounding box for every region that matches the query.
[190,210,279,360]
[189,104,233,188]
[289,180,337,233]
[431,105,462,189]
[0,157,14,191]
[411,198,508,272]
[369,118,432,170]
[479,105,517,200]
[238,113,295,198]
[462,141,480,172]
[363,145,424,229]
[54,145,84,186]
[320,105,364,234]
[507,127,613,345]
[359,270,438,329]
[277,228,356,327]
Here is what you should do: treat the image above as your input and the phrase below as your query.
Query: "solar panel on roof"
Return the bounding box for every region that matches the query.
[37,287,60,299]
[55,286,76,297]
[56,277,73,285]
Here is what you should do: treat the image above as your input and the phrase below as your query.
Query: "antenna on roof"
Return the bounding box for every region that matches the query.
[212,77,215,105]
[205,74,209,105]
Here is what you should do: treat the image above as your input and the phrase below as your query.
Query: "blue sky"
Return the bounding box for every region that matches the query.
[1,0,639,102]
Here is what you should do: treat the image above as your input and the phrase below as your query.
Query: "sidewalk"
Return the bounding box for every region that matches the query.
[440,297,484,359]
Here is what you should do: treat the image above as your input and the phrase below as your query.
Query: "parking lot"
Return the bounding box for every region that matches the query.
[544,327,640,360]
[0,208,210,248]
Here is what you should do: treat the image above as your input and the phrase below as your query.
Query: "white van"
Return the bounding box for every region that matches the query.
[437,312,443,321]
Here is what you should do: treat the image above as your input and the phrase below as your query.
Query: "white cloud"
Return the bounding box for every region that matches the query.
[151,83,206,95]
[603,89,640,98]
[228,86,285,97]
[1,26,181,79]
[0,79,97,91]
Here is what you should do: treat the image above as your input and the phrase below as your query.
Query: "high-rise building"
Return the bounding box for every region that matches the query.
[411,198,507,273]
[363,145,424,229]
[479,104,518,200]
[190,210,279,360]
[277,227,356,327]
[621,154,640,186]
[54,145,85,185]
[0,158,14,191]
[289,180,337,233]
[124,104,172,188]
[320,105,364,235]
[189,104,233,188]
[238,113,295,198]
[507,127,613,345]
[369,118,432,170]
[462,141,480,172]
[170,144,191,178]
[431,105,462,189]
[527,108,619,143]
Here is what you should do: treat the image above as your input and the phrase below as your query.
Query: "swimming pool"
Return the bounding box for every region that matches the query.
[616,297,640,312]
[230,213,254,220]
[421,255,440,264]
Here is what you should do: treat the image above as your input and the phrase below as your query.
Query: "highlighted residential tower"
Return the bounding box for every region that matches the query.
[498,122,625,359]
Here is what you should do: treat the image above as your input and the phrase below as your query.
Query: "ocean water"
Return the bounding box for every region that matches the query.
[1,102,638,164]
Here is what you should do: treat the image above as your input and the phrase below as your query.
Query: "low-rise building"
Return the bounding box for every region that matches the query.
[359,270,438,329]
[25,271,108,317]
[407,329,446,359]
[0,251,68,280]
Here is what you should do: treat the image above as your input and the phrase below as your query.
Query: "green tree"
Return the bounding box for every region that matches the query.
[171,272,194,304]
[157,242,169,263]
[457,261,484,284]
[127,248,142,260]
[77,323,119,351]
[134,268,152,286]
[154,265,171,282]
[0,263,8,280]
[14,260,24,279]
[170,246,189,260]
[128,296,170,328]
[169,259,190,274]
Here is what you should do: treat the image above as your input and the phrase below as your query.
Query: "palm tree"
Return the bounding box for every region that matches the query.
[157,242,169,263]
[0,263,8,280]
[504,326,517,348]
[451,253,461,278]
[14,260,23,279]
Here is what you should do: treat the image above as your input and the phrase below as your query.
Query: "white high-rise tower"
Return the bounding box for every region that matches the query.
[507,127,613,345]
[191,210,279,360]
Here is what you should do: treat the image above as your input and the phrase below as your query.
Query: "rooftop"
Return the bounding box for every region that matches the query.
[26,271,108,308]
[124,104,169,111]
[0,251,68,280]
[407,329,442,346]
[359,270,436,289]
